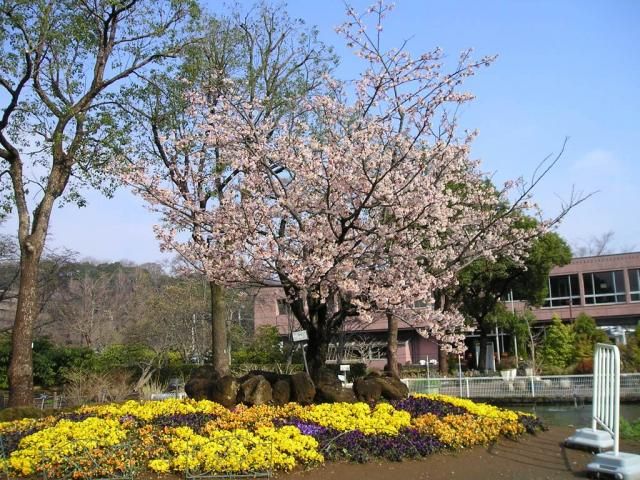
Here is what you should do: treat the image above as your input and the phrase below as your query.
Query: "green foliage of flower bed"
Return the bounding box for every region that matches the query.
[0,395,544,479]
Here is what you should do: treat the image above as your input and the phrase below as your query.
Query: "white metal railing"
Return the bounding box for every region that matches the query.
[592,343,620,454]
[402,373,640,401]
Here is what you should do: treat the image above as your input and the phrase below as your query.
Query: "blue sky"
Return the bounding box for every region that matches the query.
[5,0,639,263]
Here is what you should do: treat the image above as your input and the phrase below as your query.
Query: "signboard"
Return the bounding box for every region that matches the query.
[339,364,350,372]
[291,330,308,342]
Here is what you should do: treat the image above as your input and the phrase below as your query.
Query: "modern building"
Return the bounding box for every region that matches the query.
[532,251,640,342]
[252,286,439,369]
[252,252,640,368]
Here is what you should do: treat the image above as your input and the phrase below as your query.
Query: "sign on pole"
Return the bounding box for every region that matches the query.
[292,330,308,342]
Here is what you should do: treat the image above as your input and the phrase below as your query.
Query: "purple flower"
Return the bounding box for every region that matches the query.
[151,413,218,432]
[274,417,444,463]
[391,397,466,418]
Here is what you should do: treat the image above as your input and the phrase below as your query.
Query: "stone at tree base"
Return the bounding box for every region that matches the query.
[239,370,285,385]
[353,377,382,403]
[383,362,403,377]
[372,373,409,400]
[184,377,212,400]
[210,375,239,408]
[272,379,291,405]
[315,368,356,403]
[238,375,273,406]
[290,372,316,405]
[316,383,357,403]
[184,366,220,400]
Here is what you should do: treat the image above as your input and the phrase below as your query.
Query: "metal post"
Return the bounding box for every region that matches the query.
[465,378,470,398]
[302,344,309,374]
[530,375,535,398]
[426,355,430,381]
[495,326,501,364]
[614,346,620,456]
[509,290,515,314]
[510,290,518,368]
[458,355,463,397]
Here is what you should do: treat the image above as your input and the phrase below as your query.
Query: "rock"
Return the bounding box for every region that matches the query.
[373,373,409,400]
[210,375,239,408]
[383,362,403,376]
[290,372,316,405]
[353,377,382,403]
[238,375,273,406]
[239,370,284,385]
[184,366,220,400]
[272,379,291,405]
[316,383,357,403]
[184,377,212,400]
[315,368,355,403]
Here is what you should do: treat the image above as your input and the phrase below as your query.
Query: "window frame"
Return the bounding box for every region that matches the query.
[582,270,626,305]
[543,274,581,308]
[276,298,291,316]
[628,268,640,302]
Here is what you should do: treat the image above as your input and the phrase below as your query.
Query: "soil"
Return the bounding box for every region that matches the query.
[281,427,640,480]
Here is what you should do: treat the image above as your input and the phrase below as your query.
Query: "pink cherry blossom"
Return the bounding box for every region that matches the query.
[122,1,556,375]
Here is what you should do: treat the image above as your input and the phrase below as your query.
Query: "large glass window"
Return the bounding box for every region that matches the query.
[583,270,626,304]
[544,275,580,307]
[629,269,640,302]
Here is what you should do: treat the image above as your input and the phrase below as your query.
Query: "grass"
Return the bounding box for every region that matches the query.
[620,416,640,441]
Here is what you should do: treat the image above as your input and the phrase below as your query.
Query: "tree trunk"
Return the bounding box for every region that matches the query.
[8,249,41,406]
[526,321,537,374]
[386,312,399,377]
[335,328,346,365]
[438,344,448,375]
[306,328,329,383]
[478,332,488,372]
[209,282,229,376]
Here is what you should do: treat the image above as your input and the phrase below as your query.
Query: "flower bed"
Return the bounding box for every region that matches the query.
[0,395,544,478]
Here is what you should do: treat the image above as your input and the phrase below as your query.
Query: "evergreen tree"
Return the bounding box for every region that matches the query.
[540,316,575,370]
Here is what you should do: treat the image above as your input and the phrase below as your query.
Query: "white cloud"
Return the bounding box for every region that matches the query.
[571,149,622,177]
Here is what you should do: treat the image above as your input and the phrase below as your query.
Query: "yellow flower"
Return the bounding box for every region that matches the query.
[148,459,171,473]
[294,402,410,435]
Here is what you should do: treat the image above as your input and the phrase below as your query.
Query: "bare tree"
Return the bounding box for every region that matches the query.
[573,230,616,257]
[48,273,114,348]
[0,0,195,405]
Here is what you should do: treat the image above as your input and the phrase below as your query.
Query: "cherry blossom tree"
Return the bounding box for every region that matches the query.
[127,1,579,381]
[120,4,336,376]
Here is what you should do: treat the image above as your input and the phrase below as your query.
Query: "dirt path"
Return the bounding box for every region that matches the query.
[281,427,640,480]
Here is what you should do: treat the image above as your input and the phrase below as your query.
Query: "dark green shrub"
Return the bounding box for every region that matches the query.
[232,326,285,365]
[572,313,609,361]
[540,317,575,372]
[0,407,53,422]
[0,336,95,388]
[620,323,640,373]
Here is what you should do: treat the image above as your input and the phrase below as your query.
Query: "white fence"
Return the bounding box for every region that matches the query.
[402,373,640,400]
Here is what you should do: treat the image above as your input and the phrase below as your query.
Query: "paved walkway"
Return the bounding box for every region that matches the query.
[282,427,640,480]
